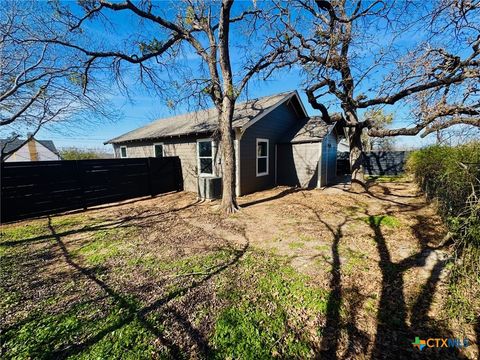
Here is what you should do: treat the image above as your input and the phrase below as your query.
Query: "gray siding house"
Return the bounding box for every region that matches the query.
[106,91,343,196]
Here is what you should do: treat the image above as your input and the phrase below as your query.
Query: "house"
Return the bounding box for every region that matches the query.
[106,91,343,196]
[0,137,61,162]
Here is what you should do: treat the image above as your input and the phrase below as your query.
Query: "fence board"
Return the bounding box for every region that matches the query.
[1,157,182,222]
[337,151,410,176]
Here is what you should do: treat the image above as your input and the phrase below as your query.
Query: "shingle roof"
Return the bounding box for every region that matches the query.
[0,138,59,157]
[280,116,334,143]
[106,92,296,144]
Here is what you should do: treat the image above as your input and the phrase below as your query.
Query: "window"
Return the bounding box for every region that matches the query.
[197,139,214,175]
[120,146,127,158]
[153,143,164,158]
[256,138,269,176]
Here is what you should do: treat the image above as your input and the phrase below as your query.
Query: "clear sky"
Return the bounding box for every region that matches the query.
[29,1,443,152]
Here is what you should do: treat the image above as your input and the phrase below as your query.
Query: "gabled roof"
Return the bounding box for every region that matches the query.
[0,138,59,158]
[106,91,306,144]
[280,116,334,143]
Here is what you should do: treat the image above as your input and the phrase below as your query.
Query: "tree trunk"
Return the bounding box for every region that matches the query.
[219,97,239,214]
[348,125,366,192]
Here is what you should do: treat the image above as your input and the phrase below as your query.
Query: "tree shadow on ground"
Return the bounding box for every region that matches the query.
[367,211,467,359]
[295,201,370,359]
[43,216,249,359]
[1,200,201,248]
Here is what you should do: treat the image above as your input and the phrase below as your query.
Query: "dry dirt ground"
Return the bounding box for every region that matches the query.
[1,180,478,359]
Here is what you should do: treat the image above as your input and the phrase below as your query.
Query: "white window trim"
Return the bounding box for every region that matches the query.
[152,142,164,158]
[256,138,269,177]
[120,146,127,158]
[197,138,216,176]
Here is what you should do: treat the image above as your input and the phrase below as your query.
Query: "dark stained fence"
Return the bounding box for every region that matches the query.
[337,151,410,176]
[1,157,183,222]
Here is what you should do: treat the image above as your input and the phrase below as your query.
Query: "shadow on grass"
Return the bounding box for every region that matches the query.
[367,212,466,359]
[44,216,248,359]
[1,200,201,248]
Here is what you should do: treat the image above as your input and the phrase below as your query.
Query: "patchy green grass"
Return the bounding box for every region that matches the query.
[0,221,50,243]
[341,247,369,274]
[288,241,305,249]
[213,252,328,359]
[73,227,136,265]
[0,296,164,360]
[362,215,401,228]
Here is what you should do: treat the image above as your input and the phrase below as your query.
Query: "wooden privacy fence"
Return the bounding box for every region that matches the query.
[1,157,183,222]
[337,151,410,176]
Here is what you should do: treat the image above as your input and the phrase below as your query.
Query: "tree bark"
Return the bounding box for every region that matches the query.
[348,125,366,192]
[219,97,239,213]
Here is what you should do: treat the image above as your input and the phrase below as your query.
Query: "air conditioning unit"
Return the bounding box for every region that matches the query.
[198,176,222,200]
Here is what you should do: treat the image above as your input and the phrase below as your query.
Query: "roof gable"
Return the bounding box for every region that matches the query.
[279,116,334,143]
[106,91,307,144]
[0,138,59,158]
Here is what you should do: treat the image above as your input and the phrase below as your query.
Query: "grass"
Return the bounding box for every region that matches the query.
[2,181,475,359]
[73,227,135,265]
[1,297,162,360]
[362,215,401,228]
[288,241,305,249]
[213,252,328,359]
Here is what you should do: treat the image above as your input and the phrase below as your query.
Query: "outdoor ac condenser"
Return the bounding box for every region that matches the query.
[198,176,222,200]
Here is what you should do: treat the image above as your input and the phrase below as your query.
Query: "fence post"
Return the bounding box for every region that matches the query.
[176,157,183,192]
[147,157,153,197]
[76,160,87,210]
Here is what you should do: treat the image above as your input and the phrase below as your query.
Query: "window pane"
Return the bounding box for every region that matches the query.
[257,158,267,174]
[154,145,163,158]
[200,158,213,174]
[199,141,212,157]
[121,147,126,157]
[257,141,267,157]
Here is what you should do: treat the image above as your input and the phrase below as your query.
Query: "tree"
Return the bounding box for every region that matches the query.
[360,109,395,151]
[46,0,285,214]
[276,0,480,190]
[0,0,111,160]
[60,147,113,160]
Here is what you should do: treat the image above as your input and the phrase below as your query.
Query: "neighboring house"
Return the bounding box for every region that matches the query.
[0,137,61,162]
[106,91,344,196]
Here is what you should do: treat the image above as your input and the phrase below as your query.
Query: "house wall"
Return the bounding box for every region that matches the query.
[239,101,302,195]
[112,135,220,193]
[5,140,60,162]
[276,142,320,188]
[319,131,338,186]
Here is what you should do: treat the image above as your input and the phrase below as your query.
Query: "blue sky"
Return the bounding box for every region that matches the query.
[32,1,441,152]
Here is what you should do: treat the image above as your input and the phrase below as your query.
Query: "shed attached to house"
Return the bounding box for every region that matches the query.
[106,91,344,197]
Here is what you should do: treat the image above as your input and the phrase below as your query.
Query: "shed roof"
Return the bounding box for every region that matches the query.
[280,116,334,143]
[106,91,302,144]
[0,138,59,157]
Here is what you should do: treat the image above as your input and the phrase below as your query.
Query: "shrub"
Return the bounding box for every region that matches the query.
[407,142,480,323]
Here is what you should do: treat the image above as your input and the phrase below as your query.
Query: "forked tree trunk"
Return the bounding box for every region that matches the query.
[348,125,366,192]
[219,97,239,214]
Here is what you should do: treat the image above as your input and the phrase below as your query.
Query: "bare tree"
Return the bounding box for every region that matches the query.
[0,0,111,160]
[46,0,285,213]
[276,0,480,189]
